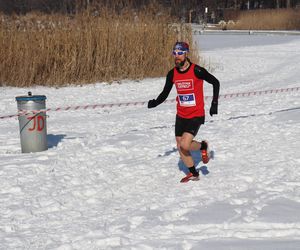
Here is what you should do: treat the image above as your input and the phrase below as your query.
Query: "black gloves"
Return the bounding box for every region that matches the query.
[148,99,157,108]
[209,100,218,116]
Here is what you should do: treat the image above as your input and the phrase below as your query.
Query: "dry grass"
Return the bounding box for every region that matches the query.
[0,9,198,87]
[226,8,300,30]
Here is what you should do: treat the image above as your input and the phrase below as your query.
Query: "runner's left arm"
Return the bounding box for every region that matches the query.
[194,65,220,116]
[194,65,220,101]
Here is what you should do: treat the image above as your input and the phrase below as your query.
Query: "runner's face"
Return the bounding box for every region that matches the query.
[173,50,187,67]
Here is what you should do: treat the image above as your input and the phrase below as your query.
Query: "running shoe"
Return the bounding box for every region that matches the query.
[180,172,200,183]
[200,140,210,164]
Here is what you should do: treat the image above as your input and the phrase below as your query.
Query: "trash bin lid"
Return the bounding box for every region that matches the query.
[16,95,46,102]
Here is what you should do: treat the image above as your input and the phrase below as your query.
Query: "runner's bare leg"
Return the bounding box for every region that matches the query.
[176,132,200,167]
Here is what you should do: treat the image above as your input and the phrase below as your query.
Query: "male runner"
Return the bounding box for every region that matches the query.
[148,41,220,182]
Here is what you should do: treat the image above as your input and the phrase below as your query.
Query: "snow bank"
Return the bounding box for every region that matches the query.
[0,34,300,249]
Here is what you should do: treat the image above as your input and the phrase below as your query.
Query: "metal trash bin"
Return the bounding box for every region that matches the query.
[16,92,48,153]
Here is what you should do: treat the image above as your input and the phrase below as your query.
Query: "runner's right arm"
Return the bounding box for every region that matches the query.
[148,70,174,108]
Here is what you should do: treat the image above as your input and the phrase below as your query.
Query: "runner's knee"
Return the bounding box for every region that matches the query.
[180,141,190,152]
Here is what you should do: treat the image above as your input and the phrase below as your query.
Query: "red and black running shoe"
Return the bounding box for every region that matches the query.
[200,140,210,164]
[180,172,200,183]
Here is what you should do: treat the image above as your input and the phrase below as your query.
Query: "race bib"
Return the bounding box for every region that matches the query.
[178,94,196,106]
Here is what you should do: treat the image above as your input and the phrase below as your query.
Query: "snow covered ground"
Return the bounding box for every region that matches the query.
[0,33,300,249]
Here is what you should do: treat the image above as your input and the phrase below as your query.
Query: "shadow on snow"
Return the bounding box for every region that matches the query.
[158,147,214,176]
[47,134,66,148]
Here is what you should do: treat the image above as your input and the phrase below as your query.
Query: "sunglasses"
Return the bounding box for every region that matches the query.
[172,50,187,56]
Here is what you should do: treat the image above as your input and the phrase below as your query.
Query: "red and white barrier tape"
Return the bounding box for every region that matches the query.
[1,86,299,120]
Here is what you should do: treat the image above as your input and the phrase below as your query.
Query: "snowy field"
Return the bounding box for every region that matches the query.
[0,33,300,249]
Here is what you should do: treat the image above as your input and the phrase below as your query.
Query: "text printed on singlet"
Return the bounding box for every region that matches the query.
[175,79,196,106]
[175,79,194,91]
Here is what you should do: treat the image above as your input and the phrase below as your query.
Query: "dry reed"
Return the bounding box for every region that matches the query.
[0,9,198,87]
[227,8,300,30]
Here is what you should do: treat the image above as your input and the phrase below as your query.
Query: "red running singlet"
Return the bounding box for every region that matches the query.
[173,63,205,119]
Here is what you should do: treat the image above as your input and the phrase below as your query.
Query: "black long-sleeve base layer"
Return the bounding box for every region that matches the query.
[155,63,220,106]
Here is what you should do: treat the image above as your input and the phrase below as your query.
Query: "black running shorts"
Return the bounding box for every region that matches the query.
[175,115,205,137]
